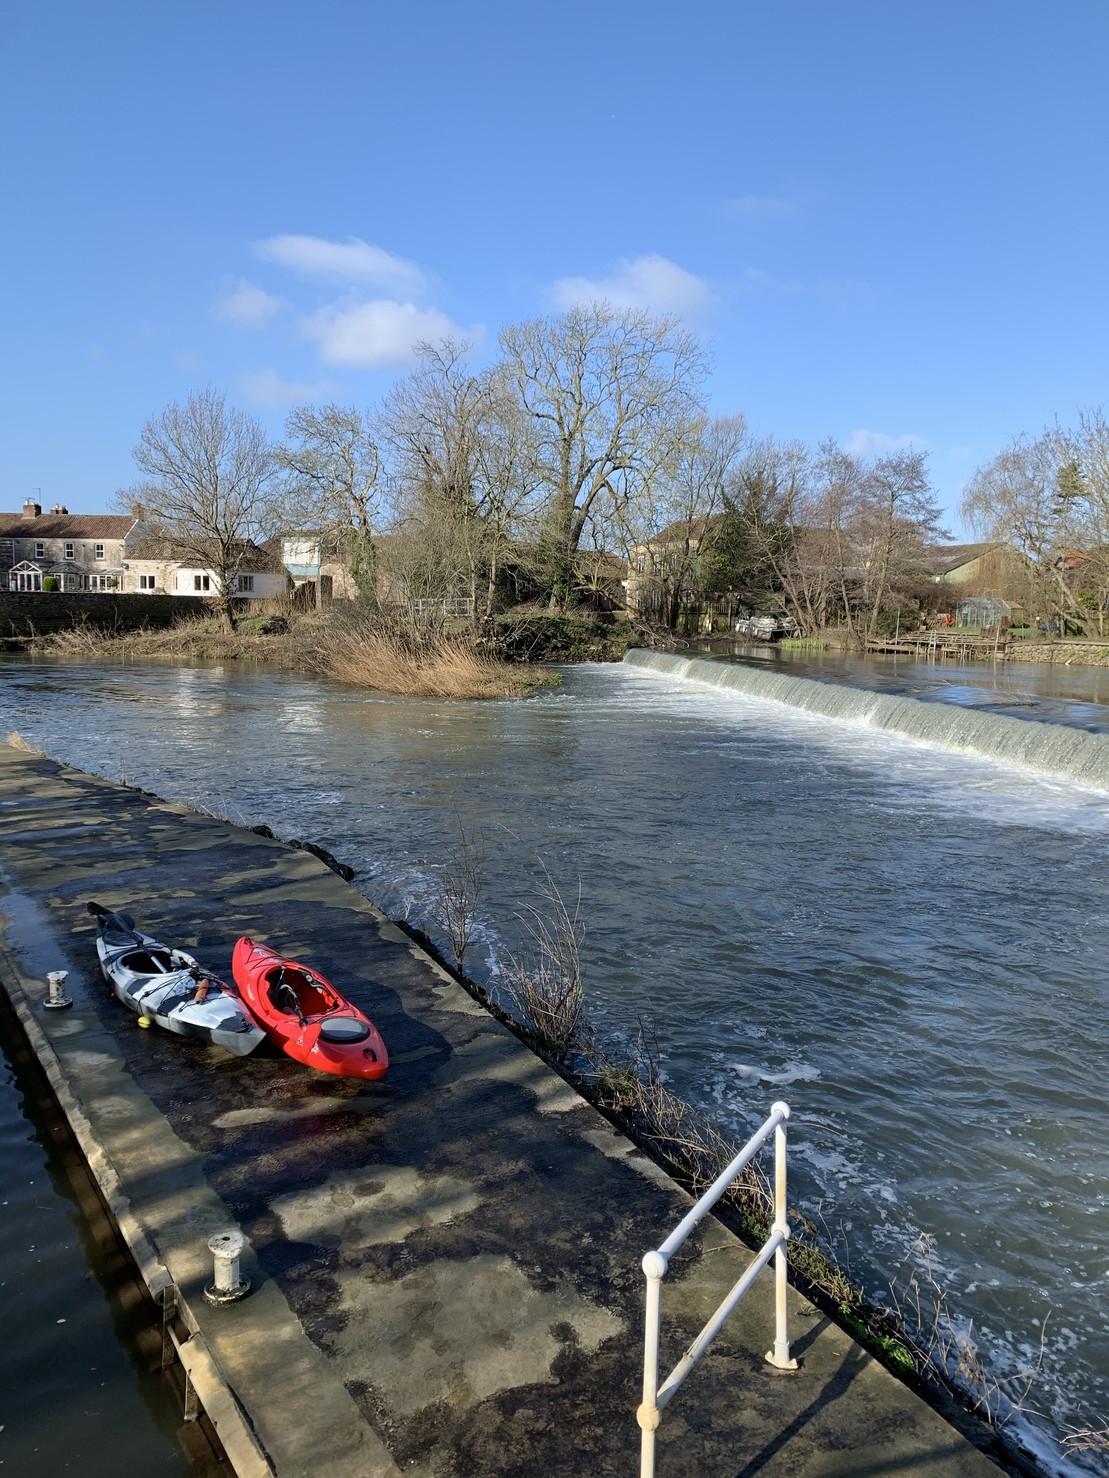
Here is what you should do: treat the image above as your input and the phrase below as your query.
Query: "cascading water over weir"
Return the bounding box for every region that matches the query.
[624,649,1109,790]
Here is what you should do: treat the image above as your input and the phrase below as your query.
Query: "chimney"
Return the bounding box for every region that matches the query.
[22,500,41,519]
[50,504,69,515]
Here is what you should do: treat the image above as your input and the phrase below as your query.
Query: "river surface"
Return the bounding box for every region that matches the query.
[0,1000,192,1476]
[1,647,1106,1475]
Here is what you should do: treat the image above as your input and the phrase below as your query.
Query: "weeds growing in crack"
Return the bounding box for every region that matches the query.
[430,811,486,974]
[502,866,585,1063]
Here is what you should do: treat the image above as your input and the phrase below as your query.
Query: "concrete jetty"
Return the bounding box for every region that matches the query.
[0,744,1003,1476]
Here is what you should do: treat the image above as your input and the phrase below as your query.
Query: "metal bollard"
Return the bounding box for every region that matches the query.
[44,970,73,1011]
[204,1230,251,1305]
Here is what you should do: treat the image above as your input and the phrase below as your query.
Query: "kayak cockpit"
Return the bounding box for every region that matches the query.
[121,948,176,975]
[267,966,339,1017]
[267,967,373,1043]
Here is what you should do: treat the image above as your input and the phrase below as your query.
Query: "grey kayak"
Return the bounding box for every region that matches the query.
[87,901,266,1057]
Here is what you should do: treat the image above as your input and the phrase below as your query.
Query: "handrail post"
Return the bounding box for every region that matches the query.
[766,1101,797,1370]
[638,1251,667,1478]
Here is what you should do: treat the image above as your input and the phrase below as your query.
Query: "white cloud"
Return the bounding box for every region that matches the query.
[213,278,283,330]
[301,299,478,369]
[240,368,332,408]
[550,254,712,315]
[843,429,928,458]
[727,193,798,220]
[256,234,428,296]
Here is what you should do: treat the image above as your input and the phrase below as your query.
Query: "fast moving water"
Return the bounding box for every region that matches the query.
[1,650,1106,1474]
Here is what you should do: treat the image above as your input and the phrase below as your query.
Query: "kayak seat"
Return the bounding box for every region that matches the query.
[271,980,303,1017]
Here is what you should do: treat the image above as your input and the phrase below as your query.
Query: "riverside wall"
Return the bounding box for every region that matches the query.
[1009,639,1109,665]
[0,590,201,638]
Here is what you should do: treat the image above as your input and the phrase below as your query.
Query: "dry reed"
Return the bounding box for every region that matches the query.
[319,629,546,699]
[430,812,486,973]
[502,871,586,1061]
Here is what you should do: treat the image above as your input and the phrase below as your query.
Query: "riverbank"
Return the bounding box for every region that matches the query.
[0,743,1008,1476]
[15,606,650,697]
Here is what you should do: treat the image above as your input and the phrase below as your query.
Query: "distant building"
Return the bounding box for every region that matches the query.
[123,535,288,599]
[277,534,339,604]
[0,500,138,591]
[924,542,1013,592]
[624,516,719,616]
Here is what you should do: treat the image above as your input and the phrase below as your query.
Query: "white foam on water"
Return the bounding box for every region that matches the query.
[620,652,1109,836]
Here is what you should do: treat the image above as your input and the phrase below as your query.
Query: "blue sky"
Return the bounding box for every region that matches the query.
[3,0,1107,533]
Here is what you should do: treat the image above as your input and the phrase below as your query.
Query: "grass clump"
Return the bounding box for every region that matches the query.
[312,618,552,699]
[502,871,586,1061]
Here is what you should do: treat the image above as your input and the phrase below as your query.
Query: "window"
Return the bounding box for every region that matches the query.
[34,541,44,558]
[64,542,74,559]
[139,575,156,591]
[94,543,105,559]
[237,574,255,593]
[193,575,210,592]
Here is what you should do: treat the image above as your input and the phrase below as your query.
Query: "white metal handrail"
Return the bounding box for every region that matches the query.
[637,1100,796,1478]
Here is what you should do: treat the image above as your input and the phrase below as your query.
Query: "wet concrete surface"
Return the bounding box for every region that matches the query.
[0,745,1005,1476]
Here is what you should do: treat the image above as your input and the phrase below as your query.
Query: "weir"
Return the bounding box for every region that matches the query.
[624,648,1109,789]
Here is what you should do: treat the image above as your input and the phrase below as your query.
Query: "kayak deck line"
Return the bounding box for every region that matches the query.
[0,744,1004,1478]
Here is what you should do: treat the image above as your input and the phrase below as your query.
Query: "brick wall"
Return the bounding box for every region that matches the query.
[0,591,202,639]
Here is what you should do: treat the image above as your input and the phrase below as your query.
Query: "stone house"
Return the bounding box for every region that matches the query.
[0,500,138,591]
[624,516,719,617]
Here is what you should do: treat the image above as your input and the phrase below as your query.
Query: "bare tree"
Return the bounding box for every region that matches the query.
[382,342,545,626]
[469,367,544,621]
[500,303,709,609]
[375,495,474,641]
[277,404,383,597]
[121,388,276,631]
[961,429,1093,633]
[1059,408,1109,631]
[706,435,811,625]
[382,340,486,507]
[382,341,498,622]
[631,414,747,627]
[855,448,944,637]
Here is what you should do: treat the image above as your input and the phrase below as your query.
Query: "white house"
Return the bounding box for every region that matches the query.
[121,536,289,600]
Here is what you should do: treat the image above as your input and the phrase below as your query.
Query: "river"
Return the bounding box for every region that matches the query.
[0,646,1106,1475]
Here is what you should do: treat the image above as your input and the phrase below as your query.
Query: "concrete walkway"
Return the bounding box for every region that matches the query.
[0,744,1004,1477]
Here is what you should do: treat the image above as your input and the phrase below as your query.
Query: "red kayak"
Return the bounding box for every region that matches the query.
[232,937,389,1081]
